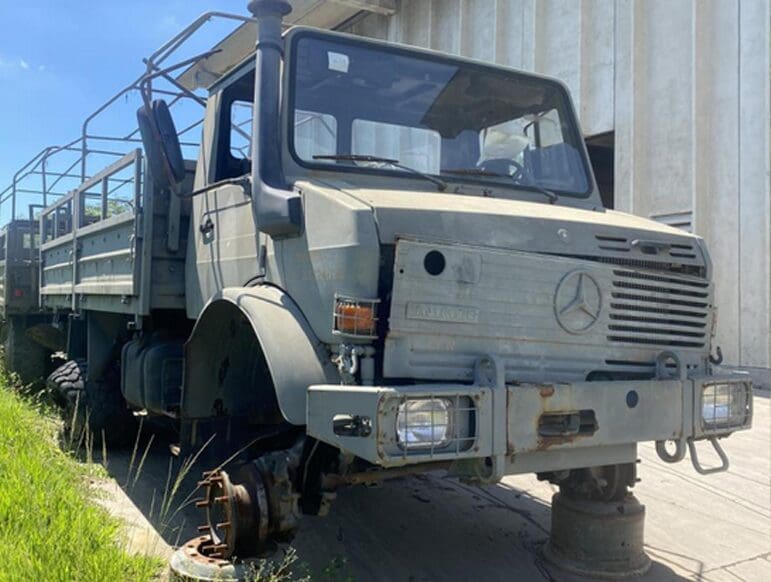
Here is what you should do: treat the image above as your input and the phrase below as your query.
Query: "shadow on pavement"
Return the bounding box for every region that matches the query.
[102,429,203,549]
[100,428,696,582]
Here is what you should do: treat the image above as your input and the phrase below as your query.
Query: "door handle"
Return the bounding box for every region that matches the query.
[199,218,214,236]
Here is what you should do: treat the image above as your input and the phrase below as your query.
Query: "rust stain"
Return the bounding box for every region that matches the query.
[536,433,581,450]
[539,385,555,398]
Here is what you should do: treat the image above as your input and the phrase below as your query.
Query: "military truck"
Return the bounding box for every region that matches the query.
[0,215,53,384]
[0,0,753,571]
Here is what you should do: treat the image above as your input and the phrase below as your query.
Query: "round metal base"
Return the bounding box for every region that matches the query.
[169,536,255,582]
[543,492,651,579]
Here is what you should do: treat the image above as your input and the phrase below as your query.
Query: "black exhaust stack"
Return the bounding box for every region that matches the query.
[247,0,302,237]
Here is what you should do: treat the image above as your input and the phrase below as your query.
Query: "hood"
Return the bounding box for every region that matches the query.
[301,181,709,277]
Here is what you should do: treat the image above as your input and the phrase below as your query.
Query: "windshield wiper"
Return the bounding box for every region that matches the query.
[524,184,559,204]
[442,167,559,204]
[312,154,448,192]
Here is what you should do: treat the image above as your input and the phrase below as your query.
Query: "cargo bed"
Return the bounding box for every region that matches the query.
[38,149,192,317]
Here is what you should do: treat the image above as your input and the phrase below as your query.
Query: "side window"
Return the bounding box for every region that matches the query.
[534,108,565,147]
[213,71,255,182]
[481,108,565,163]
[481,108,587,193]
[352,120,441,174]
[293,110,337,161]
[214,97,254,181]
[230,100,252,161]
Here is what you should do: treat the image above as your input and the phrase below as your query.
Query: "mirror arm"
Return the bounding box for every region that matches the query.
[177,176,252,199]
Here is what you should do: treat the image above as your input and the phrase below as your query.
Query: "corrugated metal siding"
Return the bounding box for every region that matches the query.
[343,0,770,372]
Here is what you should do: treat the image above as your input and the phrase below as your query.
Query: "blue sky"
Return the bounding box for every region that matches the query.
[0,0,246,220]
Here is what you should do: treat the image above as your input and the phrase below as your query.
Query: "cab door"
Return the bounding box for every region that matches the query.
[187,69,260,318]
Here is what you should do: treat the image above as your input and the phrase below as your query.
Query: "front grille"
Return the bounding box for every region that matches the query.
[385,239,711,385]
[607,269,710,348]
[546,253,706,278]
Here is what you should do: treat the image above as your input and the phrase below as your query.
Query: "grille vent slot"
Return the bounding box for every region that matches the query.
[607,270,709,348]
[669,242,697,259]
[548,253,706,278]
[593,233,699,263]
[595,234,630,252]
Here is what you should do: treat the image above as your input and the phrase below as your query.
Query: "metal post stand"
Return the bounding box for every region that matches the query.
[169,536,253,582]
[543,492,651,579]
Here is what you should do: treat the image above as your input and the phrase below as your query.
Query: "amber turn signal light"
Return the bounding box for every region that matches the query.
[333,295,379,338]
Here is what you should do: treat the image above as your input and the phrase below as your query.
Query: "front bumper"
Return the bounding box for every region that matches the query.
[306,358,752,477]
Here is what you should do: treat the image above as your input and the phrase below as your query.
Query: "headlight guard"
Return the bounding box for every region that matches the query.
[699,380,752,434]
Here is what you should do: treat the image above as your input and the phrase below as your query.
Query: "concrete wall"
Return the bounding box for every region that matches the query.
[342,0,771,375]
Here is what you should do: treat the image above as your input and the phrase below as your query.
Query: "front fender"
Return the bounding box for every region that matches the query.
[183,285,337,425]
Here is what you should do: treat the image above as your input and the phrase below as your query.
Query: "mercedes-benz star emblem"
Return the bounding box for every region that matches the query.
[554,270,602,334]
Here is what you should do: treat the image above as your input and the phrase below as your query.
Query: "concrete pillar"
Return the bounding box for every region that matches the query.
[737,0,771,382]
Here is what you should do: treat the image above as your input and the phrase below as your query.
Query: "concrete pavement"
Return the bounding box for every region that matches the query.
[98,393,770,581]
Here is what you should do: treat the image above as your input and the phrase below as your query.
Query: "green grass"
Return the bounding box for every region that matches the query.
[0,377,161,582]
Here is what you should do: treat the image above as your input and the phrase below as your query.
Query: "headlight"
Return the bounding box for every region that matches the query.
[396,398,452,450]
[701,382,752,432]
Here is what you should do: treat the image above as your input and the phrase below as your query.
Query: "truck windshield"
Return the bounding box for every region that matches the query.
[288,33,591,197]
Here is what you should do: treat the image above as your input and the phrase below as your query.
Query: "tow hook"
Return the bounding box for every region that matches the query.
[655,439,687,463]
[656,436,730,475]
[332,344,375,384]
[687,437,730,475]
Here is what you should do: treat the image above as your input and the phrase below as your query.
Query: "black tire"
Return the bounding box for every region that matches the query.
[47,359,136,447]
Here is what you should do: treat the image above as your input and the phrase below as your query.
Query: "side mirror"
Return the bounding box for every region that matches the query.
[137,99,186,190]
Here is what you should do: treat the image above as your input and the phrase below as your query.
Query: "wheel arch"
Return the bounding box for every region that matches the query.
[182,285,336,425]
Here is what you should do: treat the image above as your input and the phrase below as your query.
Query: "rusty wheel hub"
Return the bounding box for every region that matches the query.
[192,440,306,561]
[195,465,269,559]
